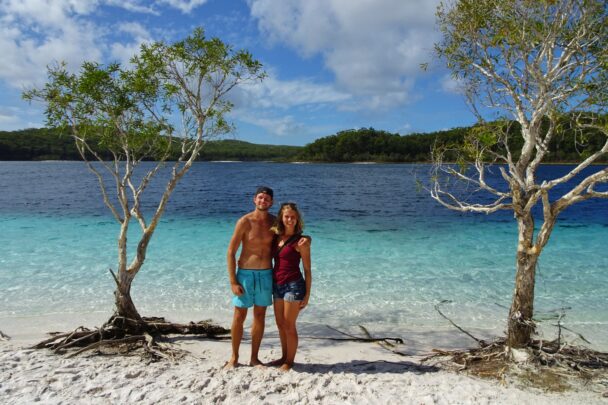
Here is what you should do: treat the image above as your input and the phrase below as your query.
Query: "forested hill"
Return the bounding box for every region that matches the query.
[297,127,467,162]
[297,125,608,163]
[0,128,301,161]
[1,125,606,163]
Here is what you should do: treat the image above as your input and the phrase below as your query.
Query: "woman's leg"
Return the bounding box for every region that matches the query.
[280,300,302,371]
[269,299,287,366]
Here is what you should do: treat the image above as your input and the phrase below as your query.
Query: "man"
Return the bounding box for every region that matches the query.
[225,186,277,368]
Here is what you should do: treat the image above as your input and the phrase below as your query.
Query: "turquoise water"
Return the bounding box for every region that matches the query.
[0,162,607,349]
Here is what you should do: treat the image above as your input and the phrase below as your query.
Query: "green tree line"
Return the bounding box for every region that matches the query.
[296,123,608,163]
[1,124,606,163]
[0,128,301,161]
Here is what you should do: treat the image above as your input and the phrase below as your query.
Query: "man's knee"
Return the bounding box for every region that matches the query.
[233,307,248,324]
[252,305,267,321]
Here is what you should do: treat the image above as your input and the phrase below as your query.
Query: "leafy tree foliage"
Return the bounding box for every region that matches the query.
[432,0,608,349]
[22,27,265,323]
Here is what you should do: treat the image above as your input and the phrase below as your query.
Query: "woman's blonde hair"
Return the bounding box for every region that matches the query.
[271,202,305,235]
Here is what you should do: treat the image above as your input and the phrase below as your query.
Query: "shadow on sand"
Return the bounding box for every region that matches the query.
[293,359,440,375]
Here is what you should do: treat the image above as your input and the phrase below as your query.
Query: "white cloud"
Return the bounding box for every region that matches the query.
[0,106,44,129]
[400,122,413,134]
[158,0,209,13]
[0,107,19,124]
[227,72,351,138]
[0,0,107,87]
[234,111,305,137]
[248,0,442,111]
[440,74,464,94]
[237,75,351,110]
[106,0,159,14]
[1,0,98,28]
[109,22,152,64]
[0,0,158,88]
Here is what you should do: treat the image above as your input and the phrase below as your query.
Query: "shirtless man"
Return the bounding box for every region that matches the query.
[225,186,277,368]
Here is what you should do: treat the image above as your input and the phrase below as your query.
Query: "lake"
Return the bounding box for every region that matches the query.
[1,161,606,349]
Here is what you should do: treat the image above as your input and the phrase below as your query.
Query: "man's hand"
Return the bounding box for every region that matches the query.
[297,235,311,248]
[231,283,244,296]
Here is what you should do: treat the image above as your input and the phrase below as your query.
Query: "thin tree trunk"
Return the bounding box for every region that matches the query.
[115,269,143,323]
[507,215,539,348]
[114,219,144,326]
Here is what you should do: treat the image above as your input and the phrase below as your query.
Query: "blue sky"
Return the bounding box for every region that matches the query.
[0,0,475,146]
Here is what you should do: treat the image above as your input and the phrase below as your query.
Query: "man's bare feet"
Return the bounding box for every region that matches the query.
[267,358,286,367]
[249,359,266,367]
[279,363,292,372]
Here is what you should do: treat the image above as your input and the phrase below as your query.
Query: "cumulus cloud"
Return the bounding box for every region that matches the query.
[0,0,161,88]
[225,71,350,139]
[158,0,209,13]
[0,0,107,87]
[109,22,153,64]
[106,0,159,14]
[233,111,305,137]
[236,75,351,110]
[440,74,465,95]
[0,106,19,124]
[248,0,442,111]
[1,0,98,28]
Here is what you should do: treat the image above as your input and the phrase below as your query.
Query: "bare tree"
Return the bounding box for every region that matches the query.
[24,28,265,330]
[432,0,608,348]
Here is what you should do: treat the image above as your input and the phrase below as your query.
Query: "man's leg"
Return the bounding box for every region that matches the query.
[227,307,248,368]
[250,305,267,366]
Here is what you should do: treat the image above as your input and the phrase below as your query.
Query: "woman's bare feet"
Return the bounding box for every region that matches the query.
[279,363,293,372]
[267,358,286,367]
[223,359,240,369]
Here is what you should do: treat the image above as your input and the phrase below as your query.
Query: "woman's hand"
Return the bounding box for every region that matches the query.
[300,295,309,309]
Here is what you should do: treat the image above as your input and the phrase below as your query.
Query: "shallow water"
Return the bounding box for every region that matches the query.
[0,161,606,349]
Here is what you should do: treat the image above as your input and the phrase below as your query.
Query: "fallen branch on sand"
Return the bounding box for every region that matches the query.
[301,325,408,357]
[434,300,486,345]
[0,330,10,341]
[33,315,230,360]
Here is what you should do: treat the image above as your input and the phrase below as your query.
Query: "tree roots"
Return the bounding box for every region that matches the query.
[423,302,608,394]
[33,314,230,360]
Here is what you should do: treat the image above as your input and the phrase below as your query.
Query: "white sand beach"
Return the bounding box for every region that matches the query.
[1,319,606,404]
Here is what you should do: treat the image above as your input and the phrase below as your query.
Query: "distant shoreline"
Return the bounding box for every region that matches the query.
[1,159,605,165]
[4,127,606,164]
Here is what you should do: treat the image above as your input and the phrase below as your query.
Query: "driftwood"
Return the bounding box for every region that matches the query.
[0,330,10,341]
[300,325,402,345]
[300,325,408,357]
[33,314,230,359]
[434,300,486,346]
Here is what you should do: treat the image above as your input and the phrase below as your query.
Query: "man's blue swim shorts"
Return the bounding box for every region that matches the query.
[232,269,273,308]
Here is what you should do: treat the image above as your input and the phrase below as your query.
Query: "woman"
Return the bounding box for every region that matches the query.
[270,202,312,371]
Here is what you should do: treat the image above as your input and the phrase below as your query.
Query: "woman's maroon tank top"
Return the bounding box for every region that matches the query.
[273,237,302,285]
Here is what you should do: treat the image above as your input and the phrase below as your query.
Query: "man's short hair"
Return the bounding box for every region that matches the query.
[255,186,273,199]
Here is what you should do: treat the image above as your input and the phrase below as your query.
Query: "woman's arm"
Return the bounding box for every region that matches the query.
[299,242,311,309]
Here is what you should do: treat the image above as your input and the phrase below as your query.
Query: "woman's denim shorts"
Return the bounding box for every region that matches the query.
[273,278,306,302]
